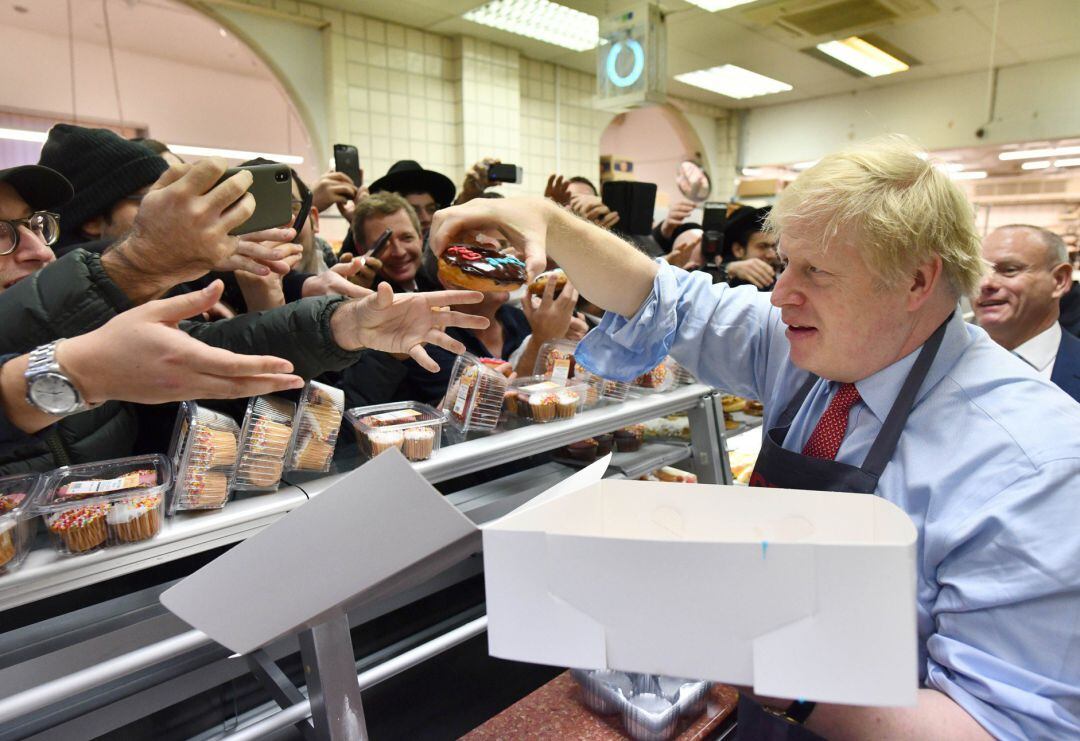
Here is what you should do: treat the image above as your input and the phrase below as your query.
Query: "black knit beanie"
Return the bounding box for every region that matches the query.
[38,124,168,247]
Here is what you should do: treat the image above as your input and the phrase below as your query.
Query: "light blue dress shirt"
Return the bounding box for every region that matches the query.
[576,262,1080,740]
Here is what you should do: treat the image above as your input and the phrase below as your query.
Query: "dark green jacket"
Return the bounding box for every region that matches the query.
[0,249,363,474]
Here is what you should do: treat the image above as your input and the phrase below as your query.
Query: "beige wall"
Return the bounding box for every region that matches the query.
[214,0,733,203]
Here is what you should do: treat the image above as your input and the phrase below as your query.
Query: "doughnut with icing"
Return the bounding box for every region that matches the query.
[528,268,566,297]
[438,243,526,292]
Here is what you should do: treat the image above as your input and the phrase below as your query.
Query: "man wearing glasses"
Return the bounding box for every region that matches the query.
[0,167,64,291]
[974,224,1080,402]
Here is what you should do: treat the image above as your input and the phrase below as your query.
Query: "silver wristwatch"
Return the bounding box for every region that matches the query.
[25,340,94,416]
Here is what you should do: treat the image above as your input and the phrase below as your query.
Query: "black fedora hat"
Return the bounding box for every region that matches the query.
[0,165,73,211]
[369,160,455,207]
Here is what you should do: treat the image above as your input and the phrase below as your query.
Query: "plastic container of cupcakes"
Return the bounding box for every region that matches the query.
[668,357,696,386]
[0,473,44,575]
[285,381,345,473]
[35,455,172,556]
[504,376,588,423]
[345,402,445,462]
[442,353,511,433]
[632,358,676,393]
[533,339,579,381]
[235,396,296,492]
[167,402,241,514]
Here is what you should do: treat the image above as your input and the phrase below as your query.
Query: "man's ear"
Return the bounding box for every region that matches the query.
[309,207,320,235]
[80,216,105,238]
[1050,262,1072,300]
[732,242,747,259]
[907,255,944,311]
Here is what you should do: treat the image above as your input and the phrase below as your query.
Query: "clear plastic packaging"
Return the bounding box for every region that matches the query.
[235,396,296,491]
[346,402,445,462]
[168,402,240,514]
[669,357,696,386]
[0,473,44,574]
[532,339,578,381]
[441,353,510,433]
[504,376,588,423]
[285,381,345,473]
[36,455,171,555]
[632,358,675,393]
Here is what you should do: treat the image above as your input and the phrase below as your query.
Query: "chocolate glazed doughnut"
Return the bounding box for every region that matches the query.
[438,243,527,292]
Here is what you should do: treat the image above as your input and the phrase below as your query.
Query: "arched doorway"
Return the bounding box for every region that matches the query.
[0,0,318,182]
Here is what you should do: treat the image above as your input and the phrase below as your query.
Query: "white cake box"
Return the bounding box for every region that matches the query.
[483,458,919,707]
[161,452,917,707]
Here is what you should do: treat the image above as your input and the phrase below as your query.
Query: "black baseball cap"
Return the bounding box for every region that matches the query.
[0,165,74,211]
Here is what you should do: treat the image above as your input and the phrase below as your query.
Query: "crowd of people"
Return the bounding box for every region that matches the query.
[0,124,1078,738]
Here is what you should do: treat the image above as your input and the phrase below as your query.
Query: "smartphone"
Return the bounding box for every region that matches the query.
[487,163,522,183]
[334,144,362,187]
[367,228,393,261]
[701,201,728,262]
[217,163,293,236]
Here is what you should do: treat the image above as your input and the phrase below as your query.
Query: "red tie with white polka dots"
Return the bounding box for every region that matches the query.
[801,383,862,461]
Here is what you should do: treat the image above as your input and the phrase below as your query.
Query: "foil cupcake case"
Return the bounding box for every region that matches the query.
[167,402,241,514]
[285,381,345,473]
[346,401,445,462]
[35,455,171,555]
[0,473,44,575]
[234,396,296,492]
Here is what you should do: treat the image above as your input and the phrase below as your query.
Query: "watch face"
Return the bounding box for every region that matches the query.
[29,372,79,415]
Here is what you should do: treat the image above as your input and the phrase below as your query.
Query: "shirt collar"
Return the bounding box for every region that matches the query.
[853,310,970,423]
[1013,322,1061,372]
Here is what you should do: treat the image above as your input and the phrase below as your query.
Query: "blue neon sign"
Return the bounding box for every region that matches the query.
[605,38,645,88]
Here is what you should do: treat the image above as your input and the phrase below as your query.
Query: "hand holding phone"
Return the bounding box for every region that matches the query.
[487,163,522,184]
[334,144,363,187]
[367,228,393,261]
[215,163,294,236]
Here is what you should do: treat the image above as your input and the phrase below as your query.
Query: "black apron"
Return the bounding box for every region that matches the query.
[737,316,949,739]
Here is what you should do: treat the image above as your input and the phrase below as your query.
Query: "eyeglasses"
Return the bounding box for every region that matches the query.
[0,212,60,256]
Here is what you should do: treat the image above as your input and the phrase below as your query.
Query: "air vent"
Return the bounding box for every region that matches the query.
[972,177,1076,203]
[742,0,938,38]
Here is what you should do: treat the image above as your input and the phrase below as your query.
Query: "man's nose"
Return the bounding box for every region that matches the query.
[770,268,800,308]
[15,226,55,265]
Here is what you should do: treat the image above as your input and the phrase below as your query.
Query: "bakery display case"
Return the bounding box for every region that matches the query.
[0,382,737,740]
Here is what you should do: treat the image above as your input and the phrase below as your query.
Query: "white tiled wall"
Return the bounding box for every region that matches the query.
[233,0,732,199]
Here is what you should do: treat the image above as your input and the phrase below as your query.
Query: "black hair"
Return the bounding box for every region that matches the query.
[568,176,598,196]
[722,206,770,262]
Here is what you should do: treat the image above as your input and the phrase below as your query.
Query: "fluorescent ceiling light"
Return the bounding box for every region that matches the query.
[999,145,1080,161]
[168,144,304,165]
[1021,160,1051,170]
[933,162,966,173]
[675,64,792,100]
[682,0,758,11]
[816,37,909,77]
[1054,158,1080,168]
[792,160,818,170]
[463,0,599,52]
[950,170,987,180]
[0,127,48,143]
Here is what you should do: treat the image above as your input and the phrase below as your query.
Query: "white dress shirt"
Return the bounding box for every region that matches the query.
[1013,321,1061,378]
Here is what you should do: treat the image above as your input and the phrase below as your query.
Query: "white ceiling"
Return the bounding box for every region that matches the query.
[315,0,1080,109]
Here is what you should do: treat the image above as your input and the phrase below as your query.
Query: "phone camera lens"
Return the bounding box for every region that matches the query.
[275,171,288,182]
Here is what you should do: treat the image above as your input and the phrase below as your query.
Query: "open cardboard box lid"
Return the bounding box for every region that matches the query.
[160,450,480,656]
[483,457,920,706]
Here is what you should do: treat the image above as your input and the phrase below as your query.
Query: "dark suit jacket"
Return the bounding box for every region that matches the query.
[1051,328,1080,404]
[1060,283,1080,337]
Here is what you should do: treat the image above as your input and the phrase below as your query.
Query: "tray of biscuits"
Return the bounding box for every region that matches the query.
[168,402,241,513]
[441,353,511,433]
[285,381,345,473]
[234,396,296,492]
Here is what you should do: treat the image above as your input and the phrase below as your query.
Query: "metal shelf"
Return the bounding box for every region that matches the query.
[0,487,308,613]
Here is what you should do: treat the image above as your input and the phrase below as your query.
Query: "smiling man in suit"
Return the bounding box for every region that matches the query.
[974,224,1080,402]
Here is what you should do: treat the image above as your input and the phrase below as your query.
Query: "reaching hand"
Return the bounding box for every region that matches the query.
[312,170,359,213]
[301,261,375,300]
[521,276,580,343]
[328,282,489,372]
[337,253,383,289]
[429,196,555,281]
[60,280,305,404]
[235,250,304,311]
[665,232,702,270]
[565,312,589,342]
[660,200,695,239]
[544,174,572,207]
[726,258,776,288]
[219,228,301,276]
[569,194,620,230]
[457,157,500,205]
[337,184,370,226]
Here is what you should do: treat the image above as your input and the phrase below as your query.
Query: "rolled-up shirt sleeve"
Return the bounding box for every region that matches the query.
[575,261,782,400]
[924,457,1080,739]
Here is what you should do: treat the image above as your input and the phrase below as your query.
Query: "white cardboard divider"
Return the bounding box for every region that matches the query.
[160,449,480,655]
[482,468,919,707]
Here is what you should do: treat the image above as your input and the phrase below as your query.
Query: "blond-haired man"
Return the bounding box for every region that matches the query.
[430,136,1080,739]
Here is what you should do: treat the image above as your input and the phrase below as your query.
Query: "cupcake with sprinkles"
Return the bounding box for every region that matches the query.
[107,494,164,543]
[48,503,109,554]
